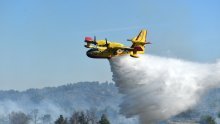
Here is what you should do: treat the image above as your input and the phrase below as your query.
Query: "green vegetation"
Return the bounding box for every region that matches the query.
[54,111,111,124]
[200,115,216,124]
[55,115,67,124]
[99,114,110,124]
[218,112,220,118]
[9,112,30,124]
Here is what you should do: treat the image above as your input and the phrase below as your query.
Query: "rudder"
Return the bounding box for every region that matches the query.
[131,29,147,43]
[128,29,151,57]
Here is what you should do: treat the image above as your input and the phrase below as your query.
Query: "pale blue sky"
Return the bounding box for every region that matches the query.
[0,0,220,90]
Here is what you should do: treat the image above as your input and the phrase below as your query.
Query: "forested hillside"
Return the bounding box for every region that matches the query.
[0,82,137,124]
[0,82,220,124]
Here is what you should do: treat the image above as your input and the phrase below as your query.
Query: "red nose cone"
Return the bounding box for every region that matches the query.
[85,37,93,42]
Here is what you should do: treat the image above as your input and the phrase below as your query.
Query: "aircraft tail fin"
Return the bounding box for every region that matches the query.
[131,29,147,43]
[128,29,151,58]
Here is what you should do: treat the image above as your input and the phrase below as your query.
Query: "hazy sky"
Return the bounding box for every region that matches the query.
[0,0,220,90]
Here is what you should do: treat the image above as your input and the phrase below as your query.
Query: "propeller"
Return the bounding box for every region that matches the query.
[94,36,96,42]
[105,38,109,47]
[93,36,97,45]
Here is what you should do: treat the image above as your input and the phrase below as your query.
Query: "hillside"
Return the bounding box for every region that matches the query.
[0,81,137,124]
[0,82,220,124]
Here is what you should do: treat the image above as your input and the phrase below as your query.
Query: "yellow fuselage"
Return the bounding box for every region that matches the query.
[86,40,131,59]
[85,29,148,59]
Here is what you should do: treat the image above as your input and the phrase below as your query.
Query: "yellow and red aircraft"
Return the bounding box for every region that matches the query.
[84,29,151,59]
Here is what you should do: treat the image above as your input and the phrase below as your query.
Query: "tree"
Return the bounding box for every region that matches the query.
[31,109,39,124]
[218,112,220,118]
[98,114,110,124]
[200,115,216,124]
[86,109,98,124]
[55,115,67,124]
[69,111,80,124]
[9,112,30,124]
[69,111,90,124]
[41,114,52,124]
[78,111,87,124]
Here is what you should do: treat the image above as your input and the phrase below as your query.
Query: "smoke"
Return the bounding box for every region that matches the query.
[0,99,67,121]
[109,54,220,124]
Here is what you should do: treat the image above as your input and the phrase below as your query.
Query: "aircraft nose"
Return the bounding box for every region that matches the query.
[86,50,95,58]
[86,51,92,57]
[86,48,99,58]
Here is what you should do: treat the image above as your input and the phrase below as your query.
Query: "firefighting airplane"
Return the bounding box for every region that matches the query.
[84,29,151,59]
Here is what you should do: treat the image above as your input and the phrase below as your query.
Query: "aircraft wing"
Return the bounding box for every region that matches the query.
[122,47,133,51]
[122,46,144,51]
[122,46,145,58]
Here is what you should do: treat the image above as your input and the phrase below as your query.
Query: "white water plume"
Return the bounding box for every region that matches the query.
[109,55,220,124]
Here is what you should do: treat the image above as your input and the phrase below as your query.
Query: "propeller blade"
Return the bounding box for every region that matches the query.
[105,38,108,47]
[94,36,97,45]
[94,36,96,42]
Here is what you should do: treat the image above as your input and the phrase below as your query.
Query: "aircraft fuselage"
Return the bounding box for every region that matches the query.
[86,48,130,59]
